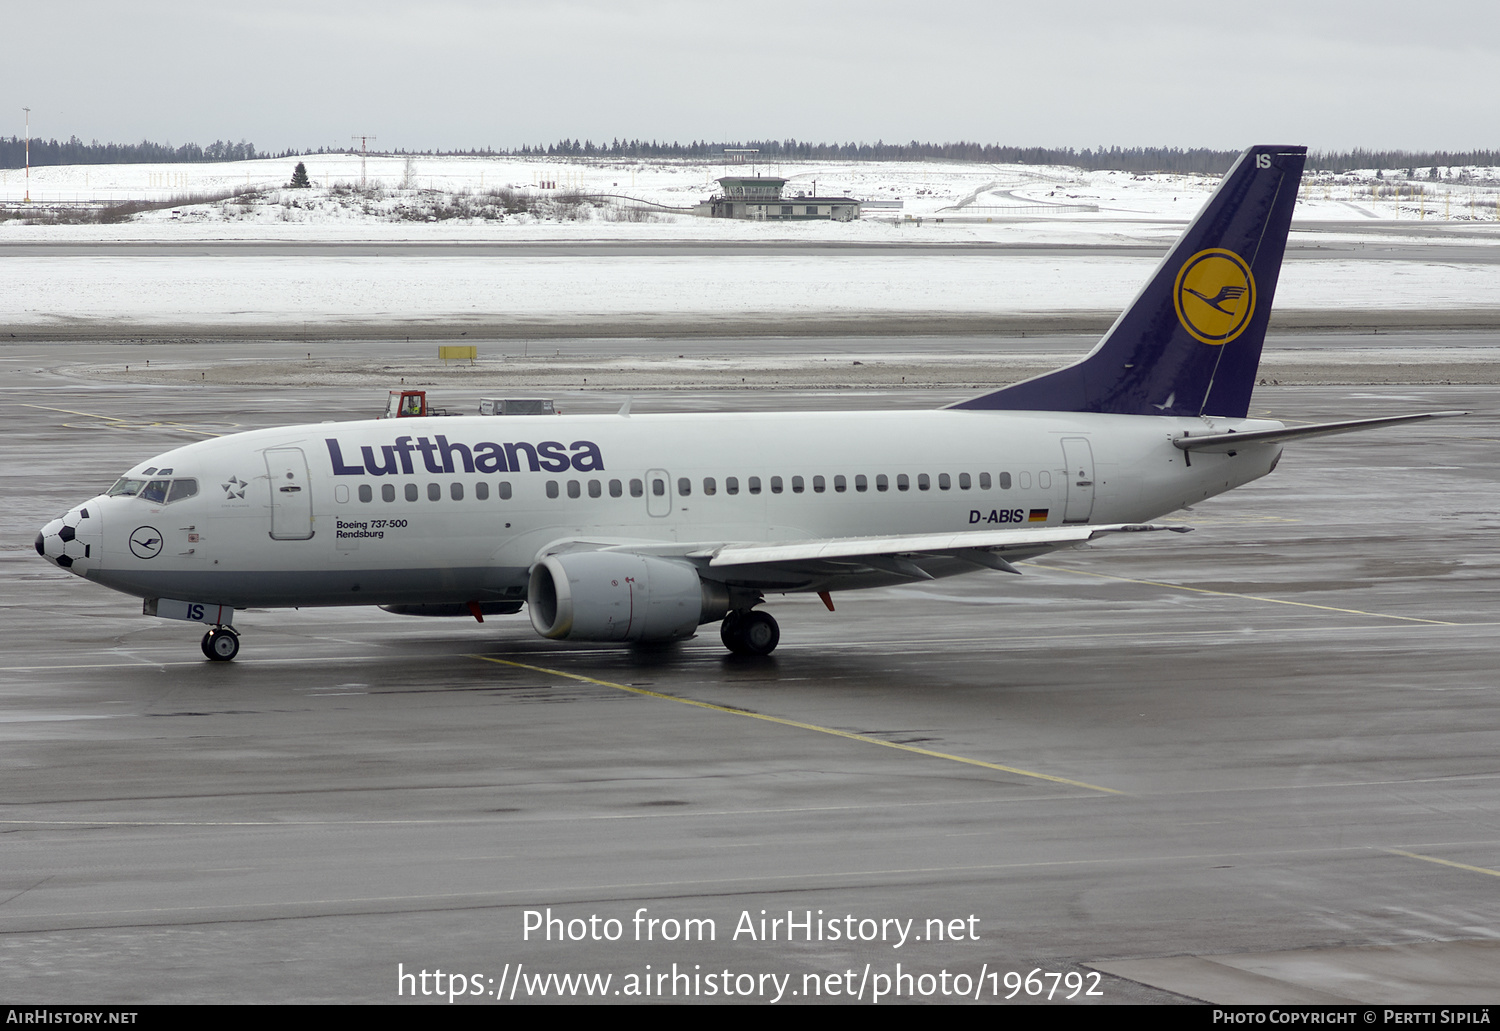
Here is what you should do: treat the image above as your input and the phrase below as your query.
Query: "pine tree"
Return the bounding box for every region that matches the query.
[290,161,311,188]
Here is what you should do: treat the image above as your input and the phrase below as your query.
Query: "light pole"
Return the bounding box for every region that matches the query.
[23,107,31,204]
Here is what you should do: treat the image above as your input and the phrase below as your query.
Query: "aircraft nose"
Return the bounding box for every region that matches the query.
[37,504,100,573]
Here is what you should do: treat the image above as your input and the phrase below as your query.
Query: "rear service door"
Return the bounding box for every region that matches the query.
[265,447,315,540]
[1060,437,1095,523]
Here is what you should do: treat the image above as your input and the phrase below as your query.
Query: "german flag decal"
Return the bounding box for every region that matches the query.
[1028,509,1049,522]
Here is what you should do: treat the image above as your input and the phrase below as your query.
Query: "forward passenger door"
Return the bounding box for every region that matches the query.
[265,447,314,540]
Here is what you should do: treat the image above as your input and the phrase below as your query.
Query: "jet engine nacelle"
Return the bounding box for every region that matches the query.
[527,552,729,643]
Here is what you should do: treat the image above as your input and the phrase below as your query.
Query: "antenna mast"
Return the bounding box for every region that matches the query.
[351,134,377,187]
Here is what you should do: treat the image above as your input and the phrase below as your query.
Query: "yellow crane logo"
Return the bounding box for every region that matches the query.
[1174,248,1256,345]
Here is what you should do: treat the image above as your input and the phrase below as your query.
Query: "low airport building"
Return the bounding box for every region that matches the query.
[708,176,861,221]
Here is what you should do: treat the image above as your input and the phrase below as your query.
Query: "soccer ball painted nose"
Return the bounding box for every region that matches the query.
[37,505,100,573]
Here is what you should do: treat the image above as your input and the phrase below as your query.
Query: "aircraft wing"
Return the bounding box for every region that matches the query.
[535,524,1188,593]
[698,523,1183,574]
[538,524,1188,591]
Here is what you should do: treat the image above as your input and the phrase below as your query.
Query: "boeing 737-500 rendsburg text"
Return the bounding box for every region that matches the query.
[36,146,1461,660]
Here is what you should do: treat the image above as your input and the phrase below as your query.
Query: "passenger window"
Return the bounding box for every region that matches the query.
[475,482,489,501]
[1000,472,1012,489]
[897,473,909,492]
[140,479,170,504]
[959,473,971,490]
[833,475,846,493]
[748,476,761,495]
[166,479,198,503]
[359,484,373,503]
[876,474,889,492]
[427,483,441,501]
[678,477,692,496]
[938,473,951,490]
[450,482,464,501]
[546,481,559,499]
[979,472,992,490]
[588,479,601,498]
[918,474,931,491]
[334,484,349,504]
[1019,472,1031,489]
[703,477,716,496]
[652,478,665,496]
[726,477,739,495]
[383,484,396,502]
[567,480,581,499]
[1039,471,1052,488]
[499,481,513,500]
[813,475,826,493]
[792,476,804,494]
[630,479,644,498]
[771,476,783,494]
[609,479,623,498]
[855,474,867,492]
[405,483,419,502]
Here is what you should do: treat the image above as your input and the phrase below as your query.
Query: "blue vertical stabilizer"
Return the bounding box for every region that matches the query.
[950,145,1307,419]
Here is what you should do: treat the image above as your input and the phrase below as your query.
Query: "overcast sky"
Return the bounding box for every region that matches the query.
[6,1,1498,154]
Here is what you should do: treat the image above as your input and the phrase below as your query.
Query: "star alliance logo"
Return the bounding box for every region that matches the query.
[1173,248,1256,346]
[222,475,247,500]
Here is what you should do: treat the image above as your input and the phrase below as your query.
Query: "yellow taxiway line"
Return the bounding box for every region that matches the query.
[1045,564,1459,625]
[16,402,223,438]
[470,654,1123,795]
[1385,847,1500,879]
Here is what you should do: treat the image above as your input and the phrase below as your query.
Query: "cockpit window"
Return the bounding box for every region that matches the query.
[109,476,198,503]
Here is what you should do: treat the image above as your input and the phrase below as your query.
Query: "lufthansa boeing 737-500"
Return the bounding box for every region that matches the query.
[36,145,1462,660]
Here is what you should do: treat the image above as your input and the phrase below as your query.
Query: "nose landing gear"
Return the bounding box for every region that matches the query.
[720,610,780,656]
[201,626,240,662]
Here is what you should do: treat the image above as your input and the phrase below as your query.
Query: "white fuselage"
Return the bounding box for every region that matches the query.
[51,408,1282,610]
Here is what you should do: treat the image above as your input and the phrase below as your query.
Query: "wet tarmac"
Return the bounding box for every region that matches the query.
[2,347,1498,1004]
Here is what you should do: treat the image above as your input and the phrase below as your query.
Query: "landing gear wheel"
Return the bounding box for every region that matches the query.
[204,627,239,662]
[200,631,215,658]
[720,611,746,653]
[739,611,779,655]
[721,610,779,656]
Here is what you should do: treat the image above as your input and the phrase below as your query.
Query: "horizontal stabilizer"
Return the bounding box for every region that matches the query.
[1174,411,1468,453]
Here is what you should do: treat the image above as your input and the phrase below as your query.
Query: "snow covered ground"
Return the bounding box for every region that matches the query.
[2,154,1498,336]
[4,152,1498,229]
[7,253,1498,335]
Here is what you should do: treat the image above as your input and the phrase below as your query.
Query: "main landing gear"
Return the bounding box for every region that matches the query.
[201,626,240,662]
[720,610,780,656]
